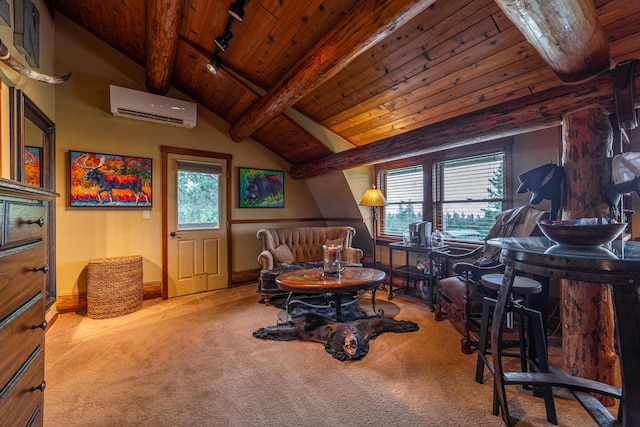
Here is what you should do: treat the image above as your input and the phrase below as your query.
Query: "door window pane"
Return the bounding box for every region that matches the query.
[177,163,220,230]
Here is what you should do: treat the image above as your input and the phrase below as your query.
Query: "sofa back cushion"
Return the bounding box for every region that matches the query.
[259,227,355,263]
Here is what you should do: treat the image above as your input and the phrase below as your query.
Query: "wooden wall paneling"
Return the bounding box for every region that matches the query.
[226,4,279,77]
[490,9,516,32]
[602,12,640,43]
[320,23,528,127]
[598,0,640,29]
[253,117,332,164]
[319,25,530,136]
[217,82,252,117]
[238,0,320,83]
[255,0,360,86]
[180,1,221,52]
[342,62,553,145]
[300,0,493,117]
[90,0,144,63]
[294,0,468,114]
[172,43,228,107]
[319,16,501,126]
[319,15,505,129]
[610,33,640,61]
[329,23,533,137]
[227,91,261,123]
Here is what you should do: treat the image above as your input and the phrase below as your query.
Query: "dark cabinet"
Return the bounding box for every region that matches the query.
[0,180,56,426]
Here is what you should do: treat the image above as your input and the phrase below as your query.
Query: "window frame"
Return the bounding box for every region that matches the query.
[375,138,512,243]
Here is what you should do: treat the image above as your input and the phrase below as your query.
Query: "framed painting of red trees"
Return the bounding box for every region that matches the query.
[24,146,42,187]
[69,150,152,207]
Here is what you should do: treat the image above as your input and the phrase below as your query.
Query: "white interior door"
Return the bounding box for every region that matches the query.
[166,153,228,297]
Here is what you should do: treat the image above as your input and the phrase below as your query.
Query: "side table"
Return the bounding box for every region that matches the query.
[388,242,447,306]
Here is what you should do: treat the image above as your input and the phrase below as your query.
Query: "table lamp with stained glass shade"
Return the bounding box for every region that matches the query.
[359,185,387,267]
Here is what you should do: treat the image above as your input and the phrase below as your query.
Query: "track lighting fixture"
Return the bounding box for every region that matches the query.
[215,30,233,51]
[207,2,247,74]
[206,56,222,75]
[228,0,246,21]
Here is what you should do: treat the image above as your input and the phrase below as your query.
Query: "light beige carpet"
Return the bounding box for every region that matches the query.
[44,284,612,426]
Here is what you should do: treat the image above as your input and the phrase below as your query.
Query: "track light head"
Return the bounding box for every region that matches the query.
[214,30,233,51]
[228,1,246,21]
[206,56,222,75]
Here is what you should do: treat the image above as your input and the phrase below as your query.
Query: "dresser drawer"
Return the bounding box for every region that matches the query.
[0,346,44,427]
[0,294,44,392]
[0,243,46,321]
[5,202,47,247]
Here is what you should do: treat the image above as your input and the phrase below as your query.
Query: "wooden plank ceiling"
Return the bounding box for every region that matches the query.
[54,0,640,176]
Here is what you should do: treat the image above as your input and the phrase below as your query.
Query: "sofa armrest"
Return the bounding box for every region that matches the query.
[258,250,274,270]
[343,247,363,264]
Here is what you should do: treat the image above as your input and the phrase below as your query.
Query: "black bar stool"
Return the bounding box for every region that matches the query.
[475,273,557,425]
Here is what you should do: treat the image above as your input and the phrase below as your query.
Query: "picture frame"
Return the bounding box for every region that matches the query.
[24,146,42,187]
[69,150,152,207]
[238,167,284,208]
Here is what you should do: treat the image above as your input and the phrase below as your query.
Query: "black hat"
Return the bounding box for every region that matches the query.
[517,163,556,194]
[517,163,564,220]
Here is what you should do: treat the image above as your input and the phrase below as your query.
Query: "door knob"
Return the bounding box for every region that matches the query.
[170,231,181,238]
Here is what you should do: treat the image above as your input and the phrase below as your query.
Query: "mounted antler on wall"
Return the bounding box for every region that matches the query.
[0,39,70,83]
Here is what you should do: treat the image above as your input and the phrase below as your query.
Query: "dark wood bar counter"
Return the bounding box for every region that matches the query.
[487,237,639,427]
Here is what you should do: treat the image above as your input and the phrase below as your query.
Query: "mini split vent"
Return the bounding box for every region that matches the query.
[109,85,197,129]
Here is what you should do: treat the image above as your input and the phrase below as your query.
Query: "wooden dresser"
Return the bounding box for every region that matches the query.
[0,180,56,426]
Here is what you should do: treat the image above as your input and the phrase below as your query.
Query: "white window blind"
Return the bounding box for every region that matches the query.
[380,164,423,236]
[434,152,504,241]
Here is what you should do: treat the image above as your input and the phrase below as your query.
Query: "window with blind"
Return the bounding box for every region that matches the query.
[377,150,506,242]
[433,152,504,241]
[379,164,423,236]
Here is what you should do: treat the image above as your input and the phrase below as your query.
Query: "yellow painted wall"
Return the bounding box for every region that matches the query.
[53,14,324,298]
[0,0,56,176]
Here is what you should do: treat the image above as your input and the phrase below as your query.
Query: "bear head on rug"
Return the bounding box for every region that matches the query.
[253,300,419,361]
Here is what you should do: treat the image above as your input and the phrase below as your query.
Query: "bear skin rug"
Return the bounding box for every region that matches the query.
[253,300,419,361]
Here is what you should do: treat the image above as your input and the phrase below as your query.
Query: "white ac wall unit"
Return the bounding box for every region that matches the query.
[109,85,197,129]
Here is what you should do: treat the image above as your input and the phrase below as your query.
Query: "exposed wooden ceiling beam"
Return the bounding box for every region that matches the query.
[494,0,610,82]
[289,67,640,179]
[145,0,184,95]
[227,0,435,142]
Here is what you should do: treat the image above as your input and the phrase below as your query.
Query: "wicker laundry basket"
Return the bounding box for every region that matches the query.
[87,255,143,319]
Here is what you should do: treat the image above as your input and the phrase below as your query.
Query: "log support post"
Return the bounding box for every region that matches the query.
[561,106,617,405]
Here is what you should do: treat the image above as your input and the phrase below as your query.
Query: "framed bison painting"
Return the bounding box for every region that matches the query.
[69,150,152,207]
[238,167,284,208]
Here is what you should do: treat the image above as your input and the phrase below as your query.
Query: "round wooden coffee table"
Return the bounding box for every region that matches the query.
[275,267,386,322]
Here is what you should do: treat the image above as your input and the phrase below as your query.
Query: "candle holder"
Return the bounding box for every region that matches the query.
[322,244,342,275]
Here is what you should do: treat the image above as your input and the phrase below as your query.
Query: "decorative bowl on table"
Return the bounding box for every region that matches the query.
[537,219,626,246]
